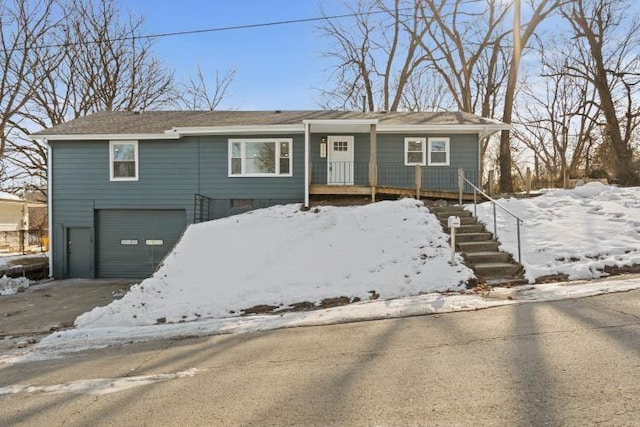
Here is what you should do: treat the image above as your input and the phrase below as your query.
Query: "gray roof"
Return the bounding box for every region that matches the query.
[32,110,505,136]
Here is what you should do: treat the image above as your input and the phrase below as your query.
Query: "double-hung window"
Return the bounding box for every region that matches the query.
[404,137,426,166]
[229,138,292,177]
[428,137,450,166]
[109,140,138,181]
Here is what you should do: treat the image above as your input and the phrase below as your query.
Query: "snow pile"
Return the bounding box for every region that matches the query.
[76,199,473,328]
[11,275,640,364]
[472,183,640,281]
[0,275,31,296]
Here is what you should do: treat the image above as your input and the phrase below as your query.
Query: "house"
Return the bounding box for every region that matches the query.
[0,191,46,254]
[32,110,509,279]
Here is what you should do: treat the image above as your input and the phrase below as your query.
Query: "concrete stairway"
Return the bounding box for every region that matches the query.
[429,203,526,286]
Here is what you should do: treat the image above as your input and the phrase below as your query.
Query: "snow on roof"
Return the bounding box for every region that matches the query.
[0,191,23,202]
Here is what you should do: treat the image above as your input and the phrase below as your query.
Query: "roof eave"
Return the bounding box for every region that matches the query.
[377,124,511,134]
[30,133,181,141]
[168,124,306,135]
[31,122,511,141]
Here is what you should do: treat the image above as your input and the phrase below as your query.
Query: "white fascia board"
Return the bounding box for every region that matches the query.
[46,141,53,277]
[303,119,380,134]
[31,133,181,141]
[302,119,379,125]
[479,124,511,140]
[377,124,511,134]
[168,125,305,135]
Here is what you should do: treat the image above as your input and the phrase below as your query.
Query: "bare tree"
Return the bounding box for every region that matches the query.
[408,0,511,165]
[318,0,438,112]
[4,0,175,196]
[177,65,236,111]
[562,0,640,184]
[411,0,510,116]
[498,0,565,193]
[400,66,455,112]
[514,37,601,185]
[0,0,60,163]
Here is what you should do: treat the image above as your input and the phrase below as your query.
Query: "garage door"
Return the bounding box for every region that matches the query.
[96,209,186,278]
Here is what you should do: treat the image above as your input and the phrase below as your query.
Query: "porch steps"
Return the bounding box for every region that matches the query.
[429,203,526,287]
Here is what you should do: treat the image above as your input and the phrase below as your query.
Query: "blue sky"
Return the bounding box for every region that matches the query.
[117,1,345,110]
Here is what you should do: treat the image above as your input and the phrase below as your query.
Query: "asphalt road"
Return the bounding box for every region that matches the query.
[1,289,639,426]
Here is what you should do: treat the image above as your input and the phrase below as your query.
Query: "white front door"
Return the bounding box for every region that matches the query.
[327,135,354,185]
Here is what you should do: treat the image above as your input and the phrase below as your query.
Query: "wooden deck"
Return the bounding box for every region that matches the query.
[309,185,479,201]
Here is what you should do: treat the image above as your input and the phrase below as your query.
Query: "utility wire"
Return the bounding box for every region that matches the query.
[28,7,416,51]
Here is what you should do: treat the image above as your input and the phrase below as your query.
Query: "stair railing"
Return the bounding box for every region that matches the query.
[458,170,523,264]
[194,193,213,223]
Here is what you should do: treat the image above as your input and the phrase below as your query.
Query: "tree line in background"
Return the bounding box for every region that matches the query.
[0,0,638,199]
[320,0,640,189]
[0,0,233,197]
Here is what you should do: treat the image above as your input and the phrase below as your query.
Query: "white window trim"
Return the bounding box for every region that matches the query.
[109,140,139,181]
[428,137,450,166]
[228,138,293,177]
[404,137,426,166]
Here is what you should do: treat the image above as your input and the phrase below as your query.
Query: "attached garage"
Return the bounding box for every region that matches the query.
[96,209,186,278]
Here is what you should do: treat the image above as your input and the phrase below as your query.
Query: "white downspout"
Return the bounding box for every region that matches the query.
[304,122,310,208]
[46,139,53,278]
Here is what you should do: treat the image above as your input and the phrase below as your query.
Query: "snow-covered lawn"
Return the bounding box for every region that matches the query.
[76,199,472,328]
[472,182,640,282]
[3,183,640,362]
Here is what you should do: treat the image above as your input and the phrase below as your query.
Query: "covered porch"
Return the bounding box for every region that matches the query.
[302,118,496,206]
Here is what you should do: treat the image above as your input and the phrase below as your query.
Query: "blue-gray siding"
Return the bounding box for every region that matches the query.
[50,136,305,278]
[50,132,479,278]
[309,133,479,189]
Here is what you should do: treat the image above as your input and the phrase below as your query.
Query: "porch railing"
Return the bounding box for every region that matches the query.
[311,162,480,193]
[311,161,369,185]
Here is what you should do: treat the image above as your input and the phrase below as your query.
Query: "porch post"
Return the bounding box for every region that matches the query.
[415,165,422,199]
[458,167,464,205]
[304,122,310,208]
[369,123,377,202]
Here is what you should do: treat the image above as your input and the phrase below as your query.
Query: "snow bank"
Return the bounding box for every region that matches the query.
[0,276,31,296]
[76,199,473,328]
[472,183,640,281]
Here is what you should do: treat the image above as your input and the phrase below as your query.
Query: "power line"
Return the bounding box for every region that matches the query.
[29,7,416,51]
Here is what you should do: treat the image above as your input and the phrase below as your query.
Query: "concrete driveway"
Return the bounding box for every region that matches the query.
[0,279,136,341]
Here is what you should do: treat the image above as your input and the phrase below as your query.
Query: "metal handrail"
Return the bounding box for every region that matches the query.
[194,193,213,223]
[458,173,524,264]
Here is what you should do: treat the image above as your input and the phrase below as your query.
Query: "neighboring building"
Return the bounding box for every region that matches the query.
[0,191,46,254]
[32,110,509,279]
[0,192,28,233]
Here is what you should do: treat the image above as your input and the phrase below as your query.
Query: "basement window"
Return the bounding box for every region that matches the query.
[232,199,253,209]
[110,140,139,181]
